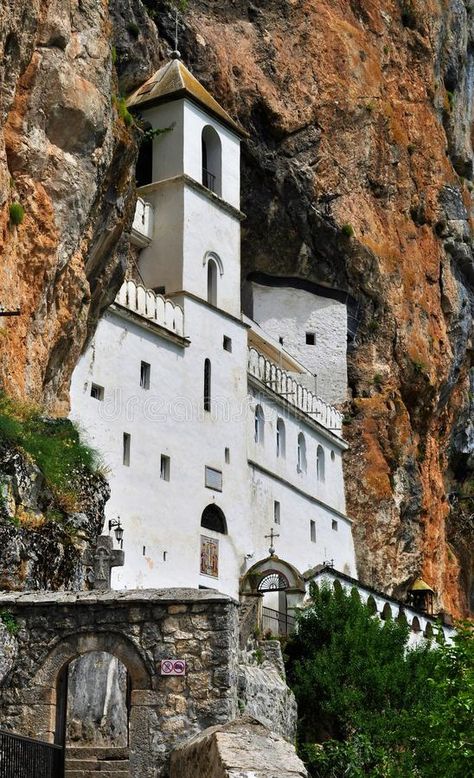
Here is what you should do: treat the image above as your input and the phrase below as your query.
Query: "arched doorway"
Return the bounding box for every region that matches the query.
[33,632,152,778]
[240,556,305,637]
[58,651,131,775]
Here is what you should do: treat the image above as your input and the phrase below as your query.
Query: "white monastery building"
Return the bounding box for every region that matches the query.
[70,56,451,641]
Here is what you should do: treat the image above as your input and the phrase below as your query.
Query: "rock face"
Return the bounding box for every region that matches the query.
[1,0,473,614]
[238,640,298,742]
[0,439,109,590]
[169,716,308,778]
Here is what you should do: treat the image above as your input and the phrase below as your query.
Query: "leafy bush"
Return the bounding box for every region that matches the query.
[114,96,133,127]
[0,610,19,636]
[9,202,25,226]
[341,223,354,238]
[286,584,473,778]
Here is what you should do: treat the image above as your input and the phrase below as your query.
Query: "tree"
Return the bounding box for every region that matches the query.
[285,582,472,777]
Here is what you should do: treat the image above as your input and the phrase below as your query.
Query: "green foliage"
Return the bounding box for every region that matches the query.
[0,393,98,503]
[111,46,117,65]
[9,202,25,226]
[286,584,473,778]
[341,223,354,238]
[0,610,19,636]
[447,90,455,111]
[373,373,383,387]
[114,96,134,127]
[254,647,264,665]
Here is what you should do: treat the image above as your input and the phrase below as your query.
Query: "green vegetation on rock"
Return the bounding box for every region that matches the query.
[9,202,25,226]
[285,583,473,777]
[0,393,98,508]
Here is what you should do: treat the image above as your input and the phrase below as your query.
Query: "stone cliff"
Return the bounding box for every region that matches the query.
[1,0,473,614]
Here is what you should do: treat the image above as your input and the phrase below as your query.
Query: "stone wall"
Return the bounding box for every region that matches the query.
[0,588,239,778]
[169,716,308,778]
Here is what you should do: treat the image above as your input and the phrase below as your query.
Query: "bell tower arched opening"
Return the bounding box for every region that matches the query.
[201,125,222,196]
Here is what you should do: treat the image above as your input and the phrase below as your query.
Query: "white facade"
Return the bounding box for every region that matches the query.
[247,282,348,405]
[70,58,357,601]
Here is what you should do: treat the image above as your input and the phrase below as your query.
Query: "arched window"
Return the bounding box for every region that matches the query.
[135,124,153,187]
[316,445,325,482]
[207,258,218,305]
[297,433,307,473]
[201,125,222,196]
[204,359,211,412]
[412,616,421,633]
[367,595,377,615]
[381,602,392,621]
[276,418,286,458]
[201,504,227,534]
[254,405,264,444]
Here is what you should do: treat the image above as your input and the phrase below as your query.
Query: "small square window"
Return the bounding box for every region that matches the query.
[225,447,230,464]
[140,361,151,389]
[123,433,131,467]
[205,466,223,491]
[306,332,316,346]
[310,520,316,543]
[274,500,281,525]
[223,336,232,352]
[90,383,104,401]
[332,519,338,531]
[160,455,170,481]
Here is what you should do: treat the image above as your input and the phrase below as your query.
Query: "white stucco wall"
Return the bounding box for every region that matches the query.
[250,283,348,405]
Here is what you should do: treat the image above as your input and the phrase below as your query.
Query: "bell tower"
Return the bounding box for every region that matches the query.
[127,56,246,318]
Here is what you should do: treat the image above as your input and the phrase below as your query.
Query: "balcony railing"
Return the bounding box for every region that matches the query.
[115,279,185,337]
[0,730,64,778]
[202,168,216,193]
[247,347,343,435]
[131,197,153,248]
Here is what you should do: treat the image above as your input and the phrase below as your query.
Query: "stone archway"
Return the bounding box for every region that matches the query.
[240,555,305,636]
[0,588,239,778]
[34,631,152,777]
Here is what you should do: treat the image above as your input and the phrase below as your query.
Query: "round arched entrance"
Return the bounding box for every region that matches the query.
[241,556,305,636]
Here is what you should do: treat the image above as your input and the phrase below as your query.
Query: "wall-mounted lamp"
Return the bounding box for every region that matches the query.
[109,517,124,549]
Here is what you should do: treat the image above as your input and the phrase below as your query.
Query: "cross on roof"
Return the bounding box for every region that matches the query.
[264,527,280,557]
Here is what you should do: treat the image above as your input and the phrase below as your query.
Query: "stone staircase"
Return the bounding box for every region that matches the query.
[65,746,129,776]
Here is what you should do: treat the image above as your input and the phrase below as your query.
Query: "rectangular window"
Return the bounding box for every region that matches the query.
[122,433,131,467]
[225,447,230,464]
[310,520,316,543]
[205,466,223,491]
[223,335,232,352]
[274,500,281,525]
[306,332,316,345]
[140,361,151,389]
[332,519,338,531]
[160,455,170,481]
[90,383,104,401]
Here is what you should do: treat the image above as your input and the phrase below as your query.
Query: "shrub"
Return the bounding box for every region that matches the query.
[341,223,354,238]
[9,202,25,226]
[0,610,19,636]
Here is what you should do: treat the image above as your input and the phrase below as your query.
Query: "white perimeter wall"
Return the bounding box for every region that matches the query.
[250,283,348,405]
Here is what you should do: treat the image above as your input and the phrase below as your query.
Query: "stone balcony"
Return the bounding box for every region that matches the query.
[130,197,153,247]
[247,347,343,436]
[115,279,185,338]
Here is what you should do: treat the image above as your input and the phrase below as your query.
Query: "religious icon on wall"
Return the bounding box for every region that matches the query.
[200,535,219,577]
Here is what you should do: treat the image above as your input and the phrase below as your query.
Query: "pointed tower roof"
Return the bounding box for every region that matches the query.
[410,578,434,593]
[127,58,247,137]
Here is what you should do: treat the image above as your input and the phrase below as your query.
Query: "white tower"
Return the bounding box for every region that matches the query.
[128,56,247,318]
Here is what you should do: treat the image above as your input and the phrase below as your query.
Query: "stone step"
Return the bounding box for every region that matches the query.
[66,746,129,760]
[65,766,129,777]
[66,759,130,771]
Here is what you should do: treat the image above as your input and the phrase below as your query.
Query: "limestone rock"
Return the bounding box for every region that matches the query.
[0,621,17,685]
[169,716,308,778]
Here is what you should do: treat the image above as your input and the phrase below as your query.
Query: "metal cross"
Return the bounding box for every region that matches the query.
[264,528,280,557]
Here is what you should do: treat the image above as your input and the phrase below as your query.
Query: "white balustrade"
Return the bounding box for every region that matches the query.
[131,197,154,247]
[247,347,343,435]
[115,279,185,337]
